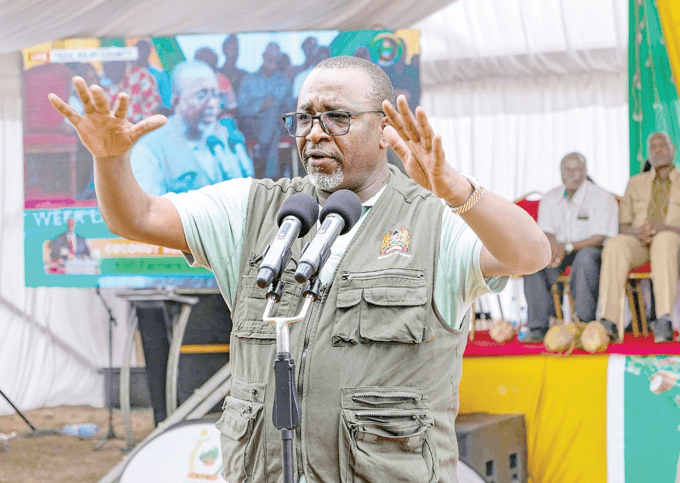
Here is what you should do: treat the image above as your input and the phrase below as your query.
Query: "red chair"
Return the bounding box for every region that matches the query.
[515,192,573,321]
[22,63,78,201]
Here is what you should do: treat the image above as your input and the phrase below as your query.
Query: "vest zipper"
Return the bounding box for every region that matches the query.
[356,411,427,420]
[341,269,424,281]
[295,284,330,480]
[351,393,423,405]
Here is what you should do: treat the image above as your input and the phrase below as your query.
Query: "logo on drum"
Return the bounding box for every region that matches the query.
[186,428,221,481]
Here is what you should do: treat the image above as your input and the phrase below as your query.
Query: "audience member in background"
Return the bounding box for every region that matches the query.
[67,63,102,200]
[238,42,291,178]
[292,46,331,103]
[102,57,161,124]
[599,131,680,343]
[50,217,90,263]
[287,36,318,80]
[353,45,373,62]
[194,47,238,117]
[523,153,619,342]
[68,64,99,115]
[130,60,252,195]
[220,35,247,100]
[136,39,172,112]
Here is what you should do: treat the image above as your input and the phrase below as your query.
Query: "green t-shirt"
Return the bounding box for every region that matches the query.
[167,177,507,331]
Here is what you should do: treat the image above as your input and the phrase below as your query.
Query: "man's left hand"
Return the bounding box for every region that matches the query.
[550,243,566,268]
[383,95,472,205]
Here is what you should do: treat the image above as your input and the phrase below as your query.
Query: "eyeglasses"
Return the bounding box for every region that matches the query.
[281,110,385,137]
[190,88,220,103]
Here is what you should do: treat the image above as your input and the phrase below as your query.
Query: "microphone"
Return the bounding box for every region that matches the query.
[206,134,224,156]
[294,190,362,283]
[256,193,319,288]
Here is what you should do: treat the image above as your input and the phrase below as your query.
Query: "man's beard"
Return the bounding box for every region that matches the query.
[308,164,345,191]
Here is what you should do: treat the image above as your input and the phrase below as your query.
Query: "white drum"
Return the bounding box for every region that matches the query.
[120,419,226,483]
[120,418,485,483]
[458,460,486,483]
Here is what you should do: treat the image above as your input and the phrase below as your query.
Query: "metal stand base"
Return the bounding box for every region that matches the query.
[0,387,62,437]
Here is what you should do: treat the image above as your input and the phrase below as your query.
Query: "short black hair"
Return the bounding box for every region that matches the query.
[313,56,394,110]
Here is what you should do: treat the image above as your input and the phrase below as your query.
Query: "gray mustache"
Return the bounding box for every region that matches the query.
[304,150,337,160]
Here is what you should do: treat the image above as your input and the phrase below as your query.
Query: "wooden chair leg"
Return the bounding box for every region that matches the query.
[635,281,649,337]
[469,304,476,341]
[552,282,563,321]
[625,280,640,337]
[565,284,575,321]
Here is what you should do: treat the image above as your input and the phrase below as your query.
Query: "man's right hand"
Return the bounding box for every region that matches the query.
[549,243,566,268]
[637,221,657,245]
[48,76,167,158]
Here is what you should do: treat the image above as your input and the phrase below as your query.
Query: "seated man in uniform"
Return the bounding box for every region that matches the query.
[599,131,680,343]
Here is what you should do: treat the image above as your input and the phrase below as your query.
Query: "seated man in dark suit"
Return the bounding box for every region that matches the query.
[523,153,619,342]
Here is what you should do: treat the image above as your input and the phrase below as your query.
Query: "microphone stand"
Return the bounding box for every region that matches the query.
[94,287,120,451]
[263,278,322,483]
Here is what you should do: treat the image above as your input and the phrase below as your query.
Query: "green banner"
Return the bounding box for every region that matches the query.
[629,0,680,175]
[623,356,680,481]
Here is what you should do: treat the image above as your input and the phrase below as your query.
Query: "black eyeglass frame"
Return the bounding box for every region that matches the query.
[280,110,386,137]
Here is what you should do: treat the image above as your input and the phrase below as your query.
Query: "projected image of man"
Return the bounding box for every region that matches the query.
[130,60,253,195]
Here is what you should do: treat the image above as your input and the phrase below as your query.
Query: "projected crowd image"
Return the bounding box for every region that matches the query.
[21,30,420,287]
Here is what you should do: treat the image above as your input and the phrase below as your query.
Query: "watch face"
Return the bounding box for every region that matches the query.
[463,174,480,190]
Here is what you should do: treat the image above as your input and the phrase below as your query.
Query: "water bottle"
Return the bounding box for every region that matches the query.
[518,304,529,341]
[509,297,518,329]
[62,423,99,438]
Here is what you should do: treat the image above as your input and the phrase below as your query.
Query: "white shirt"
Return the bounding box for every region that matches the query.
[537,180,618,243]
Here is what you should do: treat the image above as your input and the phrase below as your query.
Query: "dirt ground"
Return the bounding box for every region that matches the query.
[0,406,155,483]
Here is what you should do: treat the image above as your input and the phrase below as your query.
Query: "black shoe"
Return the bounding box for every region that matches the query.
[600,319,618,342]
[521,328,547,343]
[650,316,673,343]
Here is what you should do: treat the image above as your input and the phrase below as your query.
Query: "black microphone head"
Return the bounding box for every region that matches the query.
[319,190,363,235]
[276,193,319,237]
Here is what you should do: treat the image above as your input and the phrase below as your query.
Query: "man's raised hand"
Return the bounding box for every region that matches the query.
[48,76,167,158]
[382,95,468,204]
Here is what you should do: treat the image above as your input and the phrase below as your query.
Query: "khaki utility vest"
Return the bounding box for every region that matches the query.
[216,166,468,483]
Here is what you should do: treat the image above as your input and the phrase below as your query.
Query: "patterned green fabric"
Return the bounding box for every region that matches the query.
[628,0,680,175]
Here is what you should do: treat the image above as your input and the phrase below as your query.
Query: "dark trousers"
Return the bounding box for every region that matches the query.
[524,246,603,330]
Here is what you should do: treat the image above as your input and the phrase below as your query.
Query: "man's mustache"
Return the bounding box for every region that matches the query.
[303,147,337,160]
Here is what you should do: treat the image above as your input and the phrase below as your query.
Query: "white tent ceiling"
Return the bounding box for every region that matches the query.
[0,0,629,415]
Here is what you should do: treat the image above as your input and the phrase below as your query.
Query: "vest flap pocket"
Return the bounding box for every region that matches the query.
[360,285,427,343]
[233,275,303,341]
[337,288,363,308]
[216,396,264,441]
[216,406,250,440]
[363,286,427,306]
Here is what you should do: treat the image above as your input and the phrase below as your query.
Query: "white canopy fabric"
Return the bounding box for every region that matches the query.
[0,0,629,415]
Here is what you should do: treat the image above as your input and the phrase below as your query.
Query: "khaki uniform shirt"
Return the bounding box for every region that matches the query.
[619,166,680,228]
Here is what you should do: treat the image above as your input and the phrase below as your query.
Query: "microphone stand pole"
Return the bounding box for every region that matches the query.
[263,278,321,483]
[94,287,119,450]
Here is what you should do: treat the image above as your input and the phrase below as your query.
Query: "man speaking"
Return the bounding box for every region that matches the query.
[130,60,253,195]
[49,56,550,483]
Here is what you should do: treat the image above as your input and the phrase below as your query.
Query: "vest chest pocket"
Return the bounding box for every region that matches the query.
[339,386,438,483]
[333,270,429,345]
